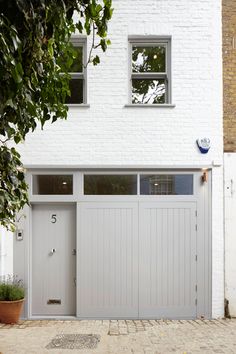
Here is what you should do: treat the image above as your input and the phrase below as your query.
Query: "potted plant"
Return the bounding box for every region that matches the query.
[0,276,25,324]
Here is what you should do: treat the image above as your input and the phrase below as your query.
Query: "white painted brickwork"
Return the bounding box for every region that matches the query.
[16,0,223,317]
[0,227,13,277]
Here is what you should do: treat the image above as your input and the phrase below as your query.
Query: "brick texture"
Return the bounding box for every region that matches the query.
[15,0,224,318]
[19,0,223,167]
[223,0,236,152]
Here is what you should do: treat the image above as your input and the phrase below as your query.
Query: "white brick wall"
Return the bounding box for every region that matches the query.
[0,227,13,277]
[17,0,223,317]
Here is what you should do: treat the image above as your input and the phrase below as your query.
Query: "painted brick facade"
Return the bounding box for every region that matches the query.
[19,0,223,168]
[223,0,236,152]
[16,0,223,317]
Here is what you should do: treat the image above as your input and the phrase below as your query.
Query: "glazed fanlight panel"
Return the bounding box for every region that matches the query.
[83,174,193,195]
[140,174,193,195]
[32,175,73,195]
[84,175,137,195]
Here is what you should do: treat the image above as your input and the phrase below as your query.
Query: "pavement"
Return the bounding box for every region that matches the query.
[0,318,235,354]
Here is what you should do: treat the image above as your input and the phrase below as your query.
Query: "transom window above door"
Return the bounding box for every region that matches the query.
[129,36,171,105]
[84,175,137,195]
[33,175,73,195]
[83,173,193,195]
[140,174,193,195]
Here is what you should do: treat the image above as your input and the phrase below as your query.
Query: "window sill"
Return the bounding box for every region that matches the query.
[124,104,176,108]
[66,104,90,108]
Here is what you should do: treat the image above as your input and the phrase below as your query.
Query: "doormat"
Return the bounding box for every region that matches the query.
[46,333,100,350]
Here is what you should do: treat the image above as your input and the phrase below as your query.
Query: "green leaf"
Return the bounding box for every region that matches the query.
[84,18,91,35]
[13,135,22,144]
[48,38,54,57]
[96,4,102,13]
[52,115,57,123]
[5,99,14,108]
[16,62,23,76]
[76,21,83,33]
[12,65,22,83]
[89,3,97,17]
[11,32,21,51]
[100,39,107,52]
[92,55,100,65]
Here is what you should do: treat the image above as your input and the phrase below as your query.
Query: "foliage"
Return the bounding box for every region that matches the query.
[0,0,113,230]
[0,276,25,301]
[0,146,27,231]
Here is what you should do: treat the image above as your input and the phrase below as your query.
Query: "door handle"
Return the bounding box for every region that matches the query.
[50,248,56,255]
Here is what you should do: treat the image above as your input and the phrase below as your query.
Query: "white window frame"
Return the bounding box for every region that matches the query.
[29,170,80,202]
[128,35,172,105]
[82,171,196,199]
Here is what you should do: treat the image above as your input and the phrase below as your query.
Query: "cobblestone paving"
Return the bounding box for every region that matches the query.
[0,319,235,353]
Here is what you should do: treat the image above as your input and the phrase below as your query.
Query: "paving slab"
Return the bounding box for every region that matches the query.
[0,319,235,353]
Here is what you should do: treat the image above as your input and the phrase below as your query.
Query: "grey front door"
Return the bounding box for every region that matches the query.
[32,204,76,316]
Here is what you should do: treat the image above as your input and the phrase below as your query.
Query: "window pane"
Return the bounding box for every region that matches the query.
[132,79,166,104]
[65,79,83,104]
[140,175,193,195]
[84,175,137,195]
[132,46,166,73]
[70,46,83,72]
[33,175,73,195]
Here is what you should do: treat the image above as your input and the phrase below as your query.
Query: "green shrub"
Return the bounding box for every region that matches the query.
[0,277,24,301]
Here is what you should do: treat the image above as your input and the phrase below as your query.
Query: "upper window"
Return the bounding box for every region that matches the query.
[65,37,86,104]
[129,36,171,104]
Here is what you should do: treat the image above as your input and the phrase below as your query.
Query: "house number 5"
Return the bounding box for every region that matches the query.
[51,214,57,223]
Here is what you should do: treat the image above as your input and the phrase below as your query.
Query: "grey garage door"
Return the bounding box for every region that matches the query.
[77,201,197,319]
[139,202,197,318]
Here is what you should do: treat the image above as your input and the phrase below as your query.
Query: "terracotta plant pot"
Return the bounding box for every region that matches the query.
[0,299,24,324]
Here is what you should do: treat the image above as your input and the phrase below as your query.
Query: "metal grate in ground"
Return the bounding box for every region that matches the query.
[45,333,100,350]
